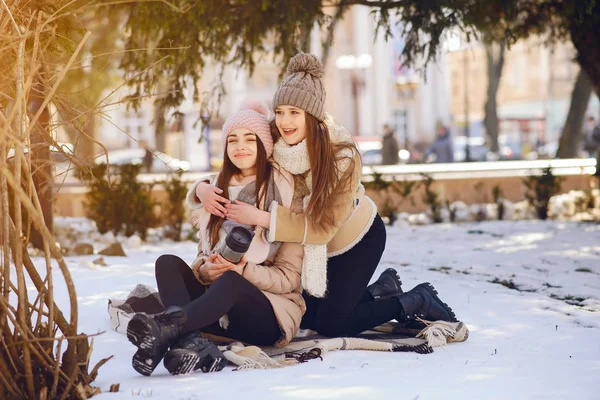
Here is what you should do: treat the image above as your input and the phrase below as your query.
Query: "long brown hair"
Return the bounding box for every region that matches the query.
[206,137,272,248]
[270,115,357,232]
[304,114,356,231]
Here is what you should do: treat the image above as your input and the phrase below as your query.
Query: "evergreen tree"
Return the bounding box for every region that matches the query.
[110,0,600,141]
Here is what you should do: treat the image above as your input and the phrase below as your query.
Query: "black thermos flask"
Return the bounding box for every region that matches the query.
[220,226,254,263]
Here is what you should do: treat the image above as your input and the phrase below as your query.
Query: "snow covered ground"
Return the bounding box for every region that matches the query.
[29,219,600,399]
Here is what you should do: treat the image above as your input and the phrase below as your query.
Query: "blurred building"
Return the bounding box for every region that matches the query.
[446,37,600,157]
[85,6,452,169]
[201,5,450,159]
[322,6,450,152]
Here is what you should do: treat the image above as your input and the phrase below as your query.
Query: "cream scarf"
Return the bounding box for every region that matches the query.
[274,138,327,297]
[273,116,353,298]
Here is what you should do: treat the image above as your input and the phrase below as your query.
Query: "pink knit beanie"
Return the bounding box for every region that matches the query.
[222,100,273,158]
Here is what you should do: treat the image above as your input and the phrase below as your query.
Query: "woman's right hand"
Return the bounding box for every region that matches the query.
[196,182,230,217]
[198,254,233,282]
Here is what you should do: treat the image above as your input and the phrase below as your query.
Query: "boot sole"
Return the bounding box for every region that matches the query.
[384,268,404,295]
[127,314,157,349]
[419,283,458,322]
[132,348,163,376]
[127,314,163,376]
[164,348,227,375]
[370,268,404,300]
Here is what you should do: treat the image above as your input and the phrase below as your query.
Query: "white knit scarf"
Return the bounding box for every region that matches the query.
[273,116,353,298]
[274,138,328,297]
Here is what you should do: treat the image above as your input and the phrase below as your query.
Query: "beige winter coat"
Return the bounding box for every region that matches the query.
[186,168,305,347]
[268,152,378,257]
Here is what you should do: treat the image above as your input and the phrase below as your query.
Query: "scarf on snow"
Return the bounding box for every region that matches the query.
[273,115,353,298]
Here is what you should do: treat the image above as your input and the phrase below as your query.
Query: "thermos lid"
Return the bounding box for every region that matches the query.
[225,226,254,253]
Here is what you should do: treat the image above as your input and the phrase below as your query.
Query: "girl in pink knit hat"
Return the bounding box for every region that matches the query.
[191,53,461,342]
[127,101,304,377]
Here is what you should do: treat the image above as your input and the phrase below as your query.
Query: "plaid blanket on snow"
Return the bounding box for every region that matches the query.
[108,284,469,370]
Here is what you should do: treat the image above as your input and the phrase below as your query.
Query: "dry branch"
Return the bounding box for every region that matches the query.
[0,1,109,398]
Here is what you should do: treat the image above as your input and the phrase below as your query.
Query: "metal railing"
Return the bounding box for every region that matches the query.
[361,158,597,181]
[55,158,597,191]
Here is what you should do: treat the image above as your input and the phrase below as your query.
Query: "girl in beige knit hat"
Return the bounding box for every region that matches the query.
[127,101,306,377]
[191,54,459,338]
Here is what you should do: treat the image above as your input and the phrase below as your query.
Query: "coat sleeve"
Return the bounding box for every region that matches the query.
[186,173,218,209]
[190,248,212,286]
[242,242,303,294]
[266,154,360,245]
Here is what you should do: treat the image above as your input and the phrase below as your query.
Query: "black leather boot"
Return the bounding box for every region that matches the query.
[163,331,228,375]
[396,283,458,322]
[127,306,186,376]
[366,268,403,300]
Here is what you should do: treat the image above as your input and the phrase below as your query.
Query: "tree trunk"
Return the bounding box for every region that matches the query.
[570,8,600,101]
[154,100,167,153]
[321,2,348,68]
[28,98,53,250]
[483,40,505,153]
[300,21,312,53]
[75,115,96,162]
[556,69,592,158]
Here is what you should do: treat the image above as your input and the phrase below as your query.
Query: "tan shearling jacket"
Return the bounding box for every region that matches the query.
[267,153,378,257]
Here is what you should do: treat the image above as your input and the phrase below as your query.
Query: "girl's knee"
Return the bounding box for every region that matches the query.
[155,254,181,274]
[212,271,247,291]
[217,270,242,283]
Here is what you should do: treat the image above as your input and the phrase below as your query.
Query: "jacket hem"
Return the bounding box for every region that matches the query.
[327,196,378,258]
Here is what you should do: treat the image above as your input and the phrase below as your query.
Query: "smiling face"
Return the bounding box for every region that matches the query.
[274,105,307,145]
[226,128,258,176]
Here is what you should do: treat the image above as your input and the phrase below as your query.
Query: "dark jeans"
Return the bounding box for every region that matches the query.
[154,254,281,346]
[301,214,400,337]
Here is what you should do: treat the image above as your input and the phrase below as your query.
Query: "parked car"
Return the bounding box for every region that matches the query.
[6,142,77,178]
[497,135,523,160]
[453,136,490,162]
[94,148,190,173]
[528,141,558,160]
[355,139,411,165]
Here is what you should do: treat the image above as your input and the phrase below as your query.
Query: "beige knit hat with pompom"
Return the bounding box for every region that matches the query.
[272,52,326,121]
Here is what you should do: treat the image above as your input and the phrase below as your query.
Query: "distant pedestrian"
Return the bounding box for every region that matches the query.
[381,124,400,165]
[425,121,454,163]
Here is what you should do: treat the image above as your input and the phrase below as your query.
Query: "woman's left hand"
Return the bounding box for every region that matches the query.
[225,200,270,228]
[214,254,247,276]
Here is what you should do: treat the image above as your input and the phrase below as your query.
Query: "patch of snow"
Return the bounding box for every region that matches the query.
[125,235,142,249]
[21,219,600,399]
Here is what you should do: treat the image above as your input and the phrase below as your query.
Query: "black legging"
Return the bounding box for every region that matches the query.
[154,255,281,346]
[301,214,401,337]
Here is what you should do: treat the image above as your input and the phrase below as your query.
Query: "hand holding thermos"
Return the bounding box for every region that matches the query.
[199,226,254,282]
[220,226,254,264]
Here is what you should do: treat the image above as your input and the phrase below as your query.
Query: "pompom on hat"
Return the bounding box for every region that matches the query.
[222,100,273,158]
[273,52,326,122]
